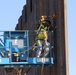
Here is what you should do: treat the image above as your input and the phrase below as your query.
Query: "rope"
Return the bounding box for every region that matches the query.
[30,41,37,50]
[41,64,44,75]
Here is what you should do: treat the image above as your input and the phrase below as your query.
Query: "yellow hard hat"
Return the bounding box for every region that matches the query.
[40,16,46,22]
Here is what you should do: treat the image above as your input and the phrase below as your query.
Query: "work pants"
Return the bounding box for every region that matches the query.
[36,40,50,57]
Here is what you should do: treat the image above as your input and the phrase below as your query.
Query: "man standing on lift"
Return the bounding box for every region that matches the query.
[36,16,51,57]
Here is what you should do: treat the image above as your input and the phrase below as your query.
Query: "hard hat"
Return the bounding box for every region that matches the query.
[40,16,46,22]
[40,15,51,27]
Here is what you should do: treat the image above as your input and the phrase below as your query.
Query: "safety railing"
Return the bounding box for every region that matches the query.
[0,30,54,65]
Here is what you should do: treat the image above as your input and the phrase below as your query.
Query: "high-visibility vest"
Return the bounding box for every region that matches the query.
[37,25,48,39]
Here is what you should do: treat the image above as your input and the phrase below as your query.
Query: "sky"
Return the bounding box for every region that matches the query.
[0,0,26,30]
[0,0,76,75]
[67,0,76,75]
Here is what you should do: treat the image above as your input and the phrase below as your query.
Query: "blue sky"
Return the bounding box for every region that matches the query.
[0,0,26,30]
[0,0,75,75]
[67,0,76,75]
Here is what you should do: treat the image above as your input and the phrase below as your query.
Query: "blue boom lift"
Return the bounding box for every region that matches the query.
[0,30,54,68]
[0,14,57,75]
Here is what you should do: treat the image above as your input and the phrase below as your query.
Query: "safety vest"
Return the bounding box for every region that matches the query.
[37,25,47,39]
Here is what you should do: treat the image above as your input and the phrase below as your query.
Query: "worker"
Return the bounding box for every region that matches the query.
[36,16,51,57]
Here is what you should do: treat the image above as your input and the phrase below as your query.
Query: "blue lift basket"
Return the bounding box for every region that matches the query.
[0,31,54,68]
